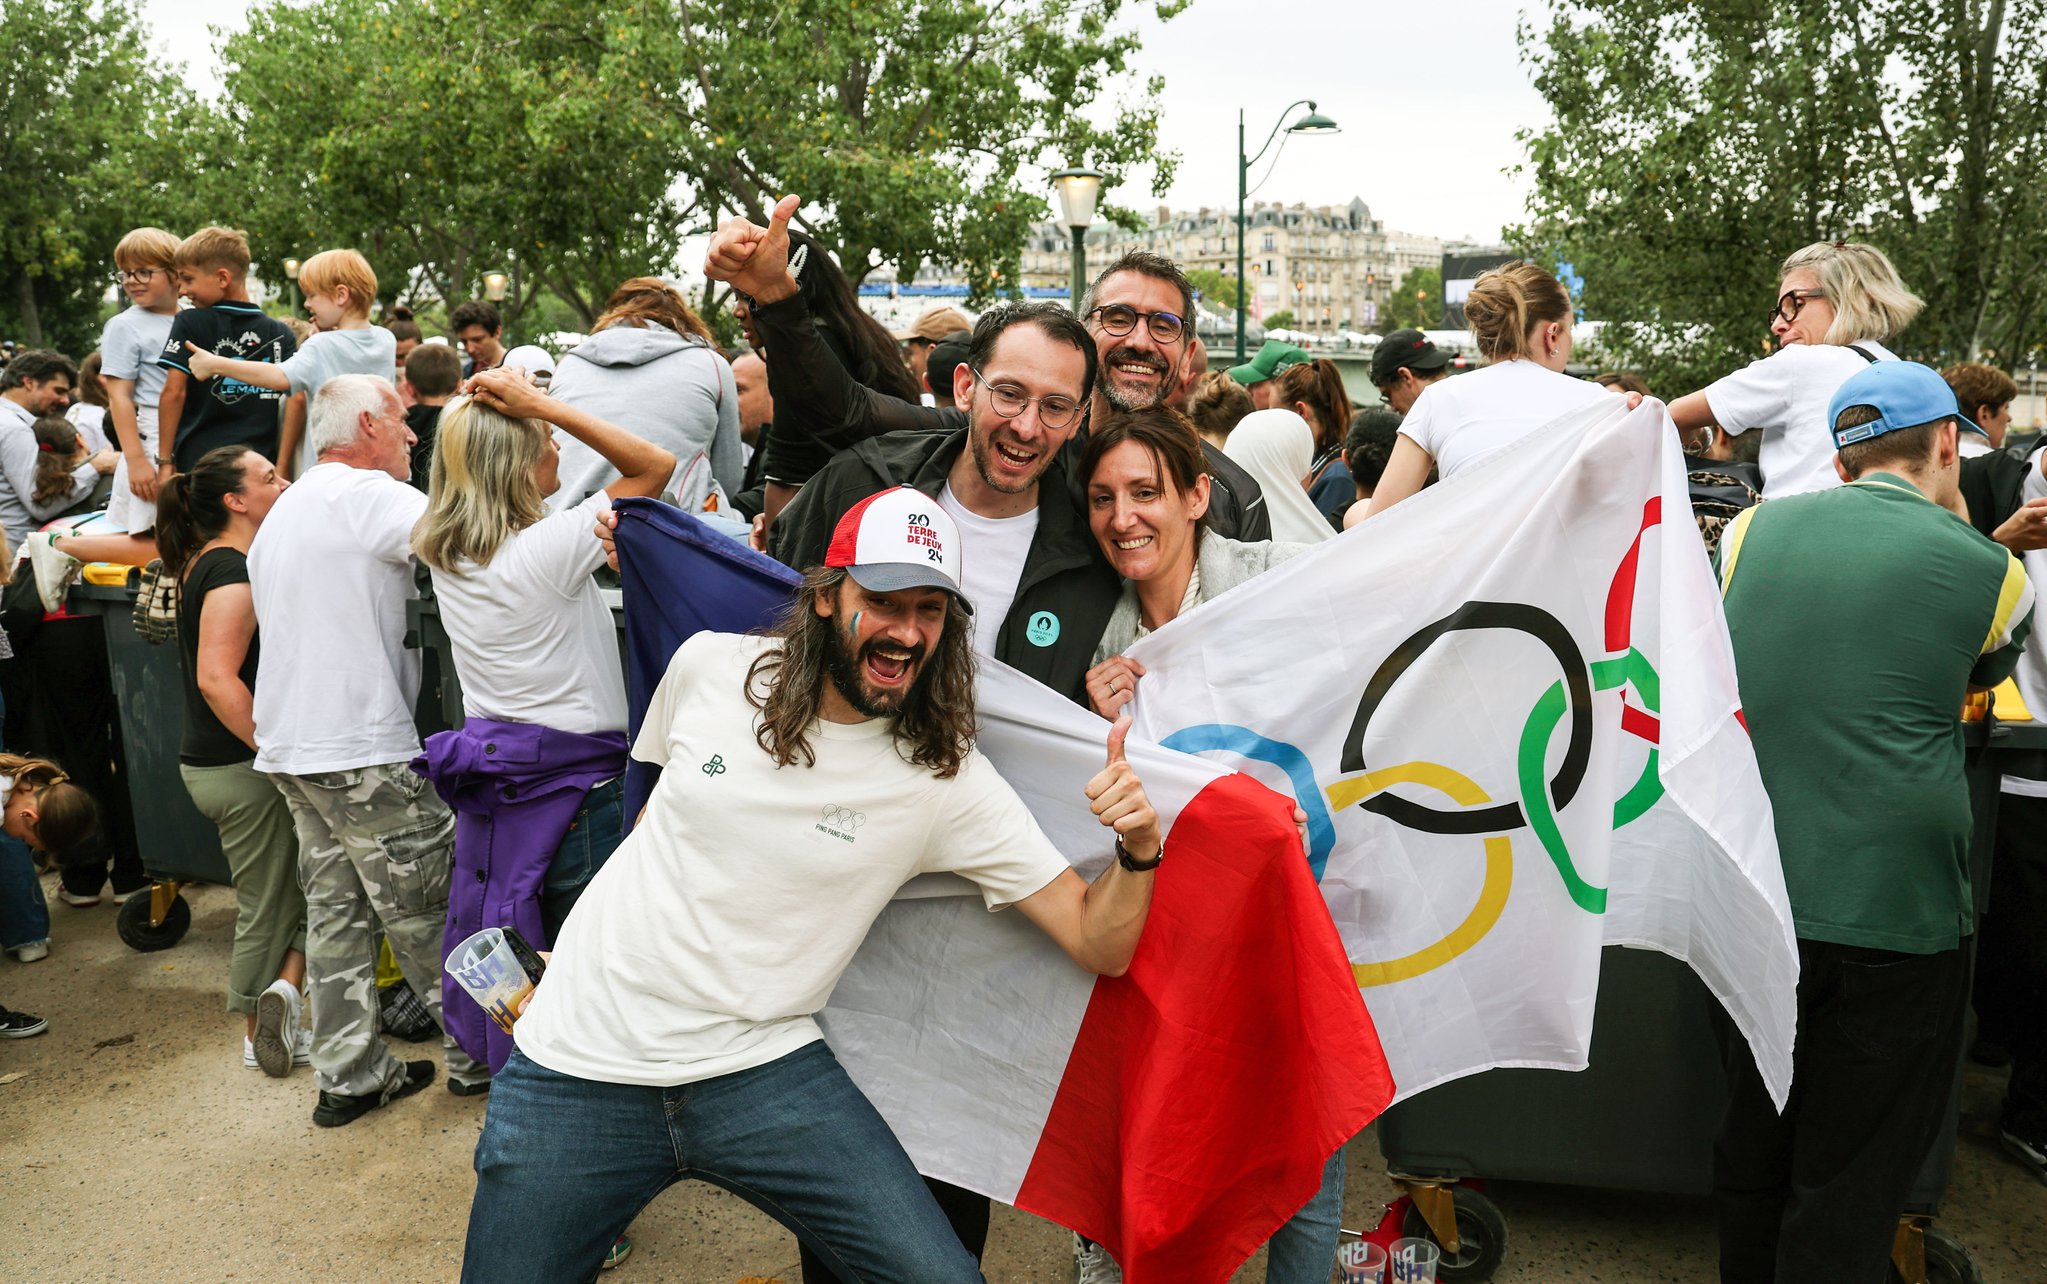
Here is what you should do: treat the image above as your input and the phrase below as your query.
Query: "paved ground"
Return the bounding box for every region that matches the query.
[3,877,2042,1282]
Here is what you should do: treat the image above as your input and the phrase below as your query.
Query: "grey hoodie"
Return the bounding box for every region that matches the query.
[546,322,741,513]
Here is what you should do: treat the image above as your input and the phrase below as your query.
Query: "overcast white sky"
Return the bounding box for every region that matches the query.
[140,0,1547,244]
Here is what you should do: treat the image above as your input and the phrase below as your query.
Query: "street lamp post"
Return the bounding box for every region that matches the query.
[1050,167,1103,314]
[1237,101,1339,362]
[283,257,301,315]
[483,271,509,304]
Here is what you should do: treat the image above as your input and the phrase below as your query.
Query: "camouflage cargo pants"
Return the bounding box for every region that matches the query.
[272,762,486,1096]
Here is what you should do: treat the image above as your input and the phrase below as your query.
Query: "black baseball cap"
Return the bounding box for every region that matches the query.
[1370,329,1452,385]
[926,329,973,398]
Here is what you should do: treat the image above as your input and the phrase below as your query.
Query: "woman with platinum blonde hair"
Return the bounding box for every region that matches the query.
[1671,240,1927,499]
[411,367,672,1079]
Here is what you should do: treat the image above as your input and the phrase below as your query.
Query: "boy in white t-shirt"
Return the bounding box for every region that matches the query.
[185,247,396,479]
[90,228,182,564]
[462,486,1167,1284]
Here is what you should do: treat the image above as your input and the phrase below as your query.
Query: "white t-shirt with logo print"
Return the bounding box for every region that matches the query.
[513,630,1071,1088]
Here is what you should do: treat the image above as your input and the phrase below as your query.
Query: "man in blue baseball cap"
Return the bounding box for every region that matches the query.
[1710,359,2035,1283]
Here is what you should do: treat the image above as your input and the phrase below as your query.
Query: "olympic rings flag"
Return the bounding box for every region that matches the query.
[1125,396,1799,1109]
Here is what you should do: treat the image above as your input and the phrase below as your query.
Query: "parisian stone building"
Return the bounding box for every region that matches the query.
[1014,199,1444,337]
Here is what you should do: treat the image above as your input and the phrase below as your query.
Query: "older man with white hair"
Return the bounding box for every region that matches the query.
[249,373,488,1125]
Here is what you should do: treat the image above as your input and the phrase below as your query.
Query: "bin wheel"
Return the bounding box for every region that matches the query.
[1401,1185,1508,1282]
[116,889,190,952]
[1888,1228,1983,1284]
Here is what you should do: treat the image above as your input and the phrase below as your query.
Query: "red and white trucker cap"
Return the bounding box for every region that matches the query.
[823,486,972,612]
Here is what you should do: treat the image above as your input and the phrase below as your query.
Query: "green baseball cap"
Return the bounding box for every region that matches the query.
[1227,340,1312,387]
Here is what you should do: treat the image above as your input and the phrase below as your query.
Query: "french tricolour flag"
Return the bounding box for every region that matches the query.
[614,499,1392,1282]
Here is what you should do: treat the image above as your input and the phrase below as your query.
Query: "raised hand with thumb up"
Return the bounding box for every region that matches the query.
[1085,712,1162,869]
[704,194,801,306]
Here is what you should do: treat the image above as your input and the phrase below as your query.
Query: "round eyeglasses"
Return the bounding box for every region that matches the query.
[969,366,1086,430]
[1086,304,1186,345]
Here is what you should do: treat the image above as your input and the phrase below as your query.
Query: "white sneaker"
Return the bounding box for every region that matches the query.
[24,530,82,613]
[8,939,48,963]
[1073,1232,1123,1284]
[243,1027,312,1070]
[57,888,101,908]
[252,978,302,1078]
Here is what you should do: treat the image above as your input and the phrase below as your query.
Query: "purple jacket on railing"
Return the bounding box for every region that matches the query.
[412,718,628,1073]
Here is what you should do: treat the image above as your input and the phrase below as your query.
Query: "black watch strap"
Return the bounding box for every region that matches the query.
[1116,837,1163,872]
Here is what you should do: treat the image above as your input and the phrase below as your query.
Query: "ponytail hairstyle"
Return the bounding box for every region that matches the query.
[155,446,257,577]
[30,416,82,505]
[1462,261,1574,363]
[1272,358,1354,453]
[0,753,99,854]
[77,351,109,409]
[383,304,424,347]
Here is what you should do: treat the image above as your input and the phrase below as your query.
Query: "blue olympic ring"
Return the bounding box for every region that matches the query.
[1159,723,1336,879]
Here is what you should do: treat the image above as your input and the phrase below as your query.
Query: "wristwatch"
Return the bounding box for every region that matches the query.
[154,455,174,466]
[1116,836,1163,872]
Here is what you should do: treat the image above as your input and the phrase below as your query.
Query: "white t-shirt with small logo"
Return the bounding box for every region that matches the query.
[937,481,1040,656]
[513,631,1071,1087]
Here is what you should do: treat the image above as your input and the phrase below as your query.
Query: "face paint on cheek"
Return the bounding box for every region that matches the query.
[850,611,862,640]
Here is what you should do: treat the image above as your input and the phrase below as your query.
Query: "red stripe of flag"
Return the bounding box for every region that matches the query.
[1013,773,1394,1282]
[1604,496,1662,653]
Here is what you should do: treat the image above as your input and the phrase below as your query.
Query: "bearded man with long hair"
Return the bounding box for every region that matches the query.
[461,486,1166,1284]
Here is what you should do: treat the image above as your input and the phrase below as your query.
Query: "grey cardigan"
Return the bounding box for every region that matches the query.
[1092,530,1310,661]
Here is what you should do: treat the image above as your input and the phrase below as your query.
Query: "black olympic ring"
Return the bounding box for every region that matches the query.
[1338,601,1590,835]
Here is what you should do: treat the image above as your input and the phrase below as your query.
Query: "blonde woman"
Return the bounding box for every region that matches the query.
[411,367,671,1058]
[1670,241,1923,499]
[1360,261,1620,521]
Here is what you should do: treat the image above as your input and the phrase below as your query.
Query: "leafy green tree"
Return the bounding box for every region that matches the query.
[0,0,202,352]
[655,0,1186,302]
[1380,266,1441,333]
[1518,0,2047,389]
[1261,309,1296,332]
[213,0,694,330]
[1185,268,1241,311]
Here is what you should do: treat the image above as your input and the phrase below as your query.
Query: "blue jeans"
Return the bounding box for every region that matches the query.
[0,831,48,949]
[1264,1142,1346,1283]
[464,1042,985,1284]
[539,777,624,942]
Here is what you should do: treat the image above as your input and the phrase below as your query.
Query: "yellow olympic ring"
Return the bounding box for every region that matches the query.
[1325,761,1515,989]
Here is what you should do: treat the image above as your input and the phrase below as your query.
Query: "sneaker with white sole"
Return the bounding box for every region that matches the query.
[24,529,83,613]
[0,1005,49,1038]
[1073,1232,1123,1284]
[57,887,101,908]
[8,939,49,963]
[242,1026,312,1071]
[252,978,303,1078]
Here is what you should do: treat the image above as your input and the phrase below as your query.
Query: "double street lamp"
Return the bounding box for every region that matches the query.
[1050,167,1104,313]
[1236,100,1340,362]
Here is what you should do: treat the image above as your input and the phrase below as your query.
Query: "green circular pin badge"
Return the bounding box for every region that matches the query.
[1025,611,1060,647]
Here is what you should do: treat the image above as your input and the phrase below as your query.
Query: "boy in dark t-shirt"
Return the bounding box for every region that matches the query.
[400,342,461,491]
[157,227,296,471]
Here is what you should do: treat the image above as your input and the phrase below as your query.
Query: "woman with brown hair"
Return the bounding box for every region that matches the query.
[1076,406,1334,1284]
[1272,358,1356,523]
[547,276,741,512]
[156,444,310,1074]
[1361,261,1620,520]
[0,753,99,971]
